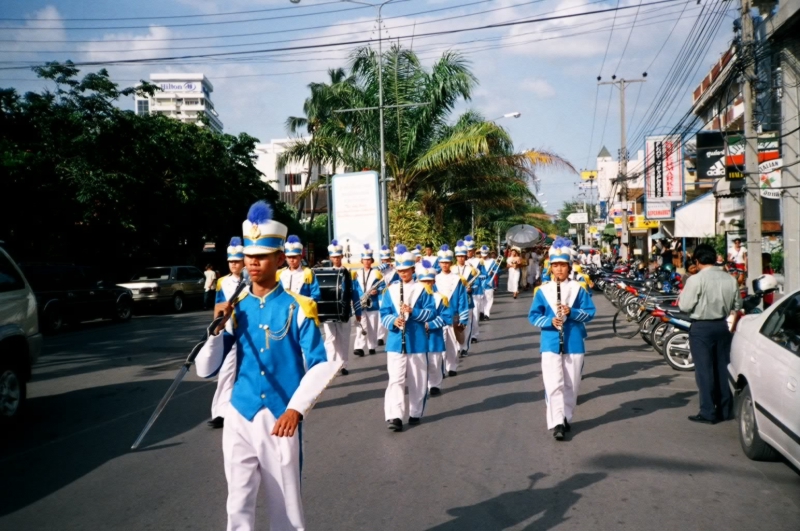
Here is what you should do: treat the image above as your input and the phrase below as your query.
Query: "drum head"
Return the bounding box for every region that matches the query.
[314,267,352,322]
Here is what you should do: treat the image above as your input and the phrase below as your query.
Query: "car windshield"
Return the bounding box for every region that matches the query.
[131,268,171,281]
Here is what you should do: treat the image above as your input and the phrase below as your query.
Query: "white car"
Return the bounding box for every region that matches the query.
[729,289,800,469]
[0,246,43,424]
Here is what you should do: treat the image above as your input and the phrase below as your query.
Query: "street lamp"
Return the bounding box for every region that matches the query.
[290,0,397,246]
[490,111,521,121]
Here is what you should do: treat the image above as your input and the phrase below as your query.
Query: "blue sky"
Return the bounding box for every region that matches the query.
[0,0,736,212]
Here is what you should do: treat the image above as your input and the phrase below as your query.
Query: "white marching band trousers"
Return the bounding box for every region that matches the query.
[427,351,443,390]
[443,325,460,373]
[322,321,350,368]
[353,311,379,351]
[223,407,305,531]
[459,311,474,352]
[471,294,483,338]
[541,352,585,430]
[211,349,237,419]
[385,352,428,420]
[483,288,494,317]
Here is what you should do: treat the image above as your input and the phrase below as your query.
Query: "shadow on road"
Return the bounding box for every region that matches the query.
[578,375,678,405]
[424,391,540,423]
[571,391,694,438]
[427,472,607,530]
[466,357,538,374]
[583,359,663,379]
[0,380,212,517]
[445,371,541,395]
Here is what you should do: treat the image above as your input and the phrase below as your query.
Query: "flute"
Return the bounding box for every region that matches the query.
[400,281,407,354]
[556,280,564,354]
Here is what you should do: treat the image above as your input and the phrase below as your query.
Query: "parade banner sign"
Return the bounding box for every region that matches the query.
[331,171,382,265]
[645,135,683,219]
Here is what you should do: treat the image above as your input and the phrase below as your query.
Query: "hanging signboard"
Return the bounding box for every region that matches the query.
[580,170,597,181]
[695,131,726,180]
[759,158,782,200]
[644,135,683,219]
[725,132,780,181]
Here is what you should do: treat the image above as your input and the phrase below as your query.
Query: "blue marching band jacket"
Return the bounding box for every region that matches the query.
[424,287,451,353]
[277,266,322,301]
[379,281,437,354]
[351,267,385,312]
[528,279,596,354]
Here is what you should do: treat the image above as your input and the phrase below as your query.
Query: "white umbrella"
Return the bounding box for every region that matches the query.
[505,224,543,248]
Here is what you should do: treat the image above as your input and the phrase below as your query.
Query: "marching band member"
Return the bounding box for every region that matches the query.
[279,235,321,300]
[377,245,396,346]
[528,237,596,440]
[423,244,440,272]
[418,260,450,397]
[324,239,362,376]
[571,263,594,291]
[195,200,339,531]
[465,235,487,336]
[435,245,470,376]
[454,240,480,357]
[412,244,426,277]
[480,245,496,320]
[380,244,437,432]
[207,237,246,430]
[352,243,383,356]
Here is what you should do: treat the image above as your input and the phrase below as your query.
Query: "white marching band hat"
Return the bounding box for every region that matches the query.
[227,237,244,261]
[394,244,415,270]
[242,201,287,256]
[361,243,374,260]
[328,239,343,257]
[480,245,490,256]
[463,235,476,250]
[437,244,454,263]
[548,236,574,264]
[379,245,392,260]
[284,235,303,257]
[418,259,437,281]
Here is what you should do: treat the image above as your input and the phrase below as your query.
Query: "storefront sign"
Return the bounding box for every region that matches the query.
[696,131,726,180]
[645,135,683,219]
[725,132,780,181]
[760,158,782,199]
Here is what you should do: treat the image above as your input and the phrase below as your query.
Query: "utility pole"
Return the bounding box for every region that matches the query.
[599,77,646,260]
[741,0,763,292]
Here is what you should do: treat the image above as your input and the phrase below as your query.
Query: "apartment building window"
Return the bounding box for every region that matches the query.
[284,174,302,186]
[136,100,150,115]
[184,99,200,105]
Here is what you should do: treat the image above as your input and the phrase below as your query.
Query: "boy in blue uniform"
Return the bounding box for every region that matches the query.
[352,243,384,356]
[195,201,339,530]
[323,240,362,375]
[380,245,437,432]
[434,244,470,375]
[279,235,321,300]
[453,240,480,356]
[465,235,487,339]
[528,237,596,440]
[418,260,450,396]
[208,237,246,429]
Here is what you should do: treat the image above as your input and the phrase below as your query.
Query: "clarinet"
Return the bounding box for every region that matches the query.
[400,281,407,354]
[556,280,564,354]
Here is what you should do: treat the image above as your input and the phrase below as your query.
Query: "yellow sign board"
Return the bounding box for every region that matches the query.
[613,216,623,225]
[589,226,598,234]
[632,215,659,230]
[581,170,598,181]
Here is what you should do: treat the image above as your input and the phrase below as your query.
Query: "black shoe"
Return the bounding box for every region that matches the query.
[340,368,349,376]
[378,339,385,346]
[387,418,402,432]
[368,349,376,355]
[353,349,365,357]
[430,387,442,396]
[471,338,478,344]
[458,350,465,358]
[688,414,717,425]
[448,370,457,377]
[553,424,565,440]
[462,350,469,357]
[408,417,421,425]
[564,419,571,432]
[207,416,224,429]
[484,316,490,321]
[479,313,486,321]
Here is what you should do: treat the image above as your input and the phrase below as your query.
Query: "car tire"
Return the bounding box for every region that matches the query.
[172,293,185,313]
[43,306,64,334]
[113,298,133,322]
[0,363,26,424]
[737,385,779,461]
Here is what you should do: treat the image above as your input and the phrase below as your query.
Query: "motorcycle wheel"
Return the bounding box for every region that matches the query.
[650,321,673,355]
[663,331,694,371]
[624,298,642,318]
[639,315,657,344]
[612,310,643,339]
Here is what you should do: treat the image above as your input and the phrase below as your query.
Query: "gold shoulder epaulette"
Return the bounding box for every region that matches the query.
[285,291,320,326]
[304,267,315,284]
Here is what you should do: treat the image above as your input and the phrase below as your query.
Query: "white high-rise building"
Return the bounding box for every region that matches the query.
[135,73,223,132]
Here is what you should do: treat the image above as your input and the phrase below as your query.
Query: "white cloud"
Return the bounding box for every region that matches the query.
[77,26,175,62]
[521,78,556,99]
[0,6,67,54]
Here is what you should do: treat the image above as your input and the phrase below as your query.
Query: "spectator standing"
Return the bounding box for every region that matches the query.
[203,264,217,311]
[678,244,742,424]
[762,252,775,308]
[727,238,747,272]
[661,240,674,269]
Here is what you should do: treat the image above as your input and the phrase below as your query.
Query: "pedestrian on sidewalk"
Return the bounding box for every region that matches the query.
[528,237,596,440]
[678,244,742,424]
[203,264,217,310]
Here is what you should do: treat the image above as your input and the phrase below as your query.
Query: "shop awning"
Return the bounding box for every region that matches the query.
[674,192,716,238]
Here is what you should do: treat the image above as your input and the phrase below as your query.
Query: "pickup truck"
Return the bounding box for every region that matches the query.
[119,266,206,313]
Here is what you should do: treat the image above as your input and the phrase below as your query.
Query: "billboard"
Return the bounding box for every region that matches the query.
[331,171,382,266]
[695,131,726,180]
[645,135,683,219]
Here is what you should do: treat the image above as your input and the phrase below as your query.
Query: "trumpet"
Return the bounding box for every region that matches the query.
[359,289,373,309]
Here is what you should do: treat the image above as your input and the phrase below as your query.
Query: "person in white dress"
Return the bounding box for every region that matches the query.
[507,247,522,298]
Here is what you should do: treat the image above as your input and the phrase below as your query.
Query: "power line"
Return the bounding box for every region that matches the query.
[614,0,642,75]
[597,0,621,77]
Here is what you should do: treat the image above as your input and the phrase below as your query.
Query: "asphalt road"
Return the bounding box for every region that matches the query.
[1,290,798,531]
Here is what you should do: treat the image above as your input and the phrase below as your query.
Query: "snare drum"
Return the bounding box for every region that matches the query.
[314,267,352,322]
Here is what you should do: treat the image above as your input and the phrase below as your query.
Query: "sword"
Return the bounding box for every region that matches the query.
[131,278,249,450]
